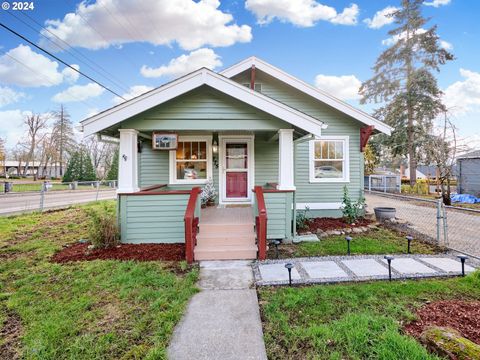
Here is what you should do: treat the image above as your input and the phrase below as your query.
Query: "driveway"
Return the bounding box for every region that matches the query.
[366,192,480,258]
[0,189,116,215]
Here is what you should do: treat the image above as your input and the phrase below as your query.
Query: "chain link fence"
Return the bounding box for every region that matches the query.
[365,190,480,258]
[1,180,117,215]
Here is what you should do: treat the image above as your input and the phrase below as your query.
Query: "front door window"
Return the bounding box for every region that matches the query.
[225,143,248,199]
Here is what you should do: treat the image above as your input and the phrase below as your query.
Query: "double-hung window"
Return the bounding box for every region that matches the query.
[309,136,349,182]
[169,136,212,184]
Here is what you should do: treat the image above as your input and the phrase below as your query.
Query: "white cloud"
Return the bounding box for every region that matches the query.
[62,64,80,83]
[141,48,222,78]
[382,28,452,49]
[245,0,359,27]
[0,110,31,148]
[52,83,105,103]
[112,85,154,105]
[0,45,80,88]
[424,0,451,7]
[314,74,361,100]
[40,0,252,51]
[444,69,480,115]
[0,87,25,107]
[363,6,398,29]
[440,40,453,50]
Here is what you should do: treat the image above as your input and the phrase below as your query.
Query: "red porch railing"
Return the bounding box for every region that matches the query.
[254,185,268,260]
[185,187,201,264]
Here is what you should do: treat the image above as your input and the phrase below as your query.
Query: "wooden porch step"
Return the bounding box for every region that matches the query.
[196,232,256,246]
[194,245,258,260]
[199,223,254,233]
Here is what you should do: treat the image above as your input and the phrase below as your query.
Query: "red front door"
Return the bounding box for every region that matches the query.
[225,143,248,199]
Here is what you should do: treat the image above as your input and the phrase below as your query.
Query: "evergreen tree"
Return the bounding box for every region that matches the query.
[63,147,96,182]
[360,0,453,185]
[106,149,119,180]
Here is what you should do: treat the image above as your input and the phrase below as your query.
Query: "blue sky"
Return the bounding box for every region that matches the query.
[0,0,479,150]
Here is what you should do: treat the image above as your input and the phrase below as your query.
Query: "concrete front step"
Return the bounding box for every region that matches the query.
[194,245,258,260]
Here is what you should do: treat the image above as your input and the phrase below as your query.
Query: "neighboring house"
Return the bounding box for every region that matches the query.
[2,160,64,178]
[80,57,392,262]
[457,150,480,197]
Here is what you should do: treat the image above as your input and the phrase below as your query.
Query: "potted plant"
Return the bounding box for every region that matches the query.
[201,179,217,208]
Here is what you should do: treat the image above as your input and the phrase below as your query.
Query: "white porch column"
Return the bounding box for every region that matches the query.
[117,129,139,193]
[278,129,296,191]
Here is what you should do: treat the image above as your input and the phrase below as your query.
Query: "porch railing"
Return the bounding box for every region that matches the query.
[184,187,201,263]
[253,185,267,260]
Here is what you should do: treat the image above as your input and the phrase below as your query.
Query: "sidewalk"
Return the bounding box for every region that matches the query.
[168,261,267,360]
[253,254,477,286]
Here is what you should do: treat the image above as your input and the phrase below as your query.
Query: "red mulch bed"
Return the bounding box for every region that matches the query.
[404,300,480,345]
[51,242,185,263]
[303,217,373,233]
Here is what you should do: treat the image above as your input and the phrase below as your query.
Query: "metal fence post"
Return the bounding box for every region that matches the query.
[95,181,100,201]
[39,186,45,212]
[436,199,442,246]
[384,177,387,193]
[442,202,449,247]
[368,176,372,192]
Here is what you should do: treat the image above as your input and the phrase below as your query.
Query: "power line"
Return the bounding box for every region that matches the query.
[16,11,132,94]
[0,50,106,110]
[0,22,126,100]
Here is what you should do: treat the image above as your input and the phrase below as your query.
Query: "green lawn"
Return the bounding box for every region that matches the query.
[0,202,198,360]
[269,228,440,259]
[259,273,480,359]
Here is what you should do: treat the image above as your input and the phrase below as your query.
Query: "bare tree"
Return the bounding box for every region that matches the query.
[52,105,76,176]
[424,111,466,205]
[0,137,5,176]
[84,136,118,179]
[20,113,49,178]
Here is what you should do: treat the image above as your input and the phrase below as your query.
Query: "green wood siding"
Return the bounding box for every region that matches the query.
[254,139,278,186]
[254,192,293,240]
[119,194,190,243]
[234,71,364,216]
[121,87,290,131]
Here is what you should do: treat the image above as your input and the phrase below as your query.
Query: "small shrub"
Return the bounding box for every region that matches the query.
[86,204,119,248]
[401,179,429,195]
[296,206,310,230]
[200,179,217,206]
[342,186,365,224]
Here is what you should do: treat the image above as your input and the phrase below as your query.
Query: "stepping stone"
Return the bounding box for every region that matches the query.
[301,261,348,279]
[342,259,389,277]
[258,263,301,282]
[420,257,475,273]
[381,258,437,274]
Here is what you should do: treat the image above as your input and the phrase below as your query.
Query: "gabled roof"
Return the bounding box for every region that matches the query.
[221,57,392,135]
[80,67,328,137]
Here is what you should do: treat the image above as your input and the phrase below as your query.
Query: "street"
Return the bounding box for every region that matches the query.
[0,189,116,215]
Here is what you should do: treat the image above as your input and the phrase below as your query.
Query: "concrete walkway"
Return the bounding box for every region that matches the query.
[168,261,267,360]
[253,254,477,286]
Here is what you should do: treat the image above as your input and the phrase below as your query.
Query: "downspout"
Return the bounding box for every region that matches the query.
[293,133,316,237]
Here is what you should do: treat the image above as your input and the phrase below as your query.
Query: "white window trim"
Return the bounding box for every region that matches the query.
[169,135,213,185]
[309,136,350,183]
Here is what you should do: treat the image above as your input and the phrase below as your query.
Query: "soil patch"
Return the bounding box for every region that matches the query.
[51,242,185,263]
[0,310,23,360]
[301,217,373,233]
[404,300,480,345]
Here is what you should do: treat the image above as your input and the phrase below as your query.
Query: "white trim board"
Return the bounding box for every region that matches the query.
[80,68,327,137]
[296,202,343,210]
[221,57,392,135]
